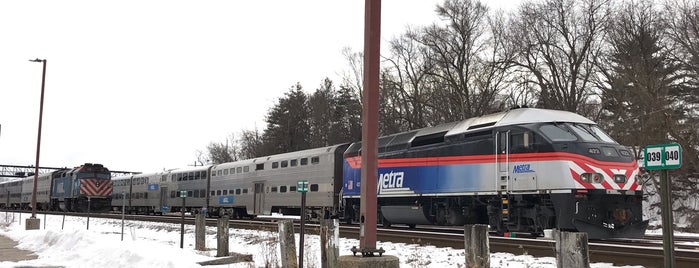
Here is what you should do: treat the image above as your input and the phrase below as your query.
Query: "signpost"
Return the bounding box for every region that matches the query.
[179,190,187,249]
[297,180,308,268]
[644,143,682,268]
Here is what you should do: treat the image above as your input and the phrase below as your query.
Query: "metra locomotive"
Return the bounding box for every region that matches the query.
[342,108,647,239]
[0,163,112,212]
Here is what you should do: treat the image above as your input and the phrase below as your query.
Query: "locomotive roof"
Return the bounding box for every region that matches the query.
[446,108,595,136]
[344,108,596,156]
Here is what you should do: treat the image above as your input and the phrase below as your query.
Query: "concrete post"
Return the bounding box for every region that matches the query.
[216,216,229,257]
[555,231,590,268]
[279,220,298,268]
[195,213,206,251]
[464,224,490,268]
[321,219,339,268]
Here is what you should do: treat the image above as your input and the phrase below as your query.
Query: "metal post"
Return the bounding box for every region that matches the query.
[87,197,91,230]
[357,0,381,256]
[29,58,47,220]
[43,212,46,229]
[121,192,125,241]
[61,211,65,230]
[660,170,675,267]
[180,195,186,249]
[299,192,306,267]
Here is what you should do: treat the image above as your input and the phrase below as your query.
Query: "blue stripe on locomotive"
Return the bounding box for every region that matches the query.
[342,160,488,196]
[51,176,75,200]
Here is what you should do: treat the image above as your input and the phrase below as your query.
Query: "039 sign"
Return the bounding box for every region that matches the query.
[644,143,682,170]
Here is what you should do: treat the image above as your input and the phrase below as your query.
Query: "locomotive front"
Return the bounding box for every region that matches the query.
[537,122,648,239]
[52,163,112,212]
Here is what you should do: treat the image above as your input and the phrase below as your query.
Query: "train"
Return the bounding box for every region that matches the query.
[0,108,648,239]
[0,163,112,212]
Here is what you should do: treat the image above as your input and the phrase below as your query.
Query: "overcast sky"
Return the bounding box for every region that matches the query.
[0,0,519,173]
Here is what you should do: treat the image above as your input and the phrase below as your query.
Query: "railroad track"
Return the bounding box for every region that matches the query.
[5,210,699,268]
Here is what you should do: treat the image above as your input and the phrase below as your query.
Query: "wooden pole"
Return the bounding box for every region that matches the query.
[195,213,206,251]
[216,215,230,257]
[464,224,490,268]
[555,231,590,268]
[279,220,298,268]
[320,219,339,268]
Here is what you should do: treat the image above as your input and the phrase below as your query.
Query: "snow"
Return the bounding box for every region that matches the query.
[0,212,644,268]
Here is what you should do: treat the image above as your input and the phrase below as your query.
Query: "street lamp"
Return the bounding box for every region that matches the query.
[29,58,47,226]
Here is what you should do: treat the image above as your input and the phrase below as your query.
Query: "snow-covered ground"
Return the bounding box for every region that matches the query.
[0,212,645,268]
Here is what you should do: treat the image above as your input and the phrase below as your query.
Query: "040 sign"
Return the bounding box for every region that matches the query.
[644,143,682,170]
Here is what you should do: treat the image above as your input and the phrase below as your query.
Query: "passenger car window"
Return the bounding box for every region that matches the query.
[311,157,320,164]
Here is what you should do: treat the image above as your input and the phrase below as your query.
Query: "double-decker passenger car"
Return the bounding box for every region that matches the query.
[207,144,348,219]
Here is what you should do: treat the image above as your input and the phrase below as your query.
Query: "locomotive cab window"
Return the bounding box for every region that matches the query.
[510,131,536,153]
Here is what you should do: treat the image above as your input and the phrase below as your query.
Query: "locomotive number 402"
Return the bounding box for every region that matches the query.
[644,143,682,170]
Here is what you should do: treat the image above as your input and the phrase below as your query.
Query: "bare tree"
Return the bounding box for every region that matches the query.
[238,128,263,160]
[508,0,610,116]
[206,134,238,164]
[383,27,435,130]
[341,47,364,100]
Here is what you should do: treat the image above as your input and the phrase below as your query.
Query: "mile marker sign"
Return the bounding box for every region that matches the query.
[644,143,682,170]
[297,180,309,193]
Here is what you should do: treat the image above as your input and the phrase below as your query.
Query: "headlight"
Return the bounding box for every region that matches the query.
[580,173,604,183]
[580,173,592,183]
[614,175,627,183]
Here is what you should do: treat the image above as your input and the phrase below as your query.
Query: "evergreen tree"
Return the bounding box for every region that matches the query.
[262,83,311,154]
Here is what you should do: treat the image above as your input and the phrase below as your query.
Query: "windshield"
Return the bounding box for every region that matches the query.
[539,124,577,142]
[538,123,618,144]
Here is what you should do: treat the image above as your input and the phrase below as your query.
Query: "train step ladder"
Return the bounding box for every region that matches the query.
[499,174,510,223]
[500,196,510,223]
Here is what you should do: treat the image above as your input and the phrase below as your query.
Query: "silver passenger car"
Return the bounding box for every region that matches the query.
[20,173,52,210]
[209,144,348,220]
[163,166,211,213]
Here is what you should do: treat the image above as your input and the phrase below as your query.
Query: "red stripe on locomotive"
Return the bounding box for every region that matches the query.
[79,178,113,196]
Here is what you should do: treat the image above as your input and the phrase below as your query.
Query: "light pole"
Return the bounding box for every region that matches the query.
[28,58,47,228]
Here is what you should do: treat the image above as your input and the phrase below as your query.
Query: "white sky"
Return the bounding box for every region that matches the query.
[0,0,520,173]
[0,212,646,268]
